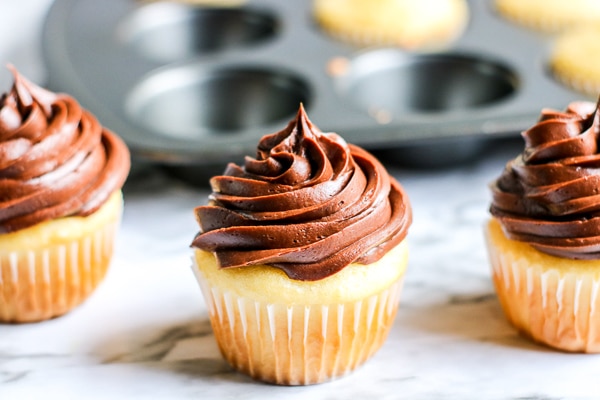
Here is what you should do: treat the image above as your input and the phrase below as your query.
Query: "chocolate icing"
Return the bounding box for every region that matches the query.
[0,66,130,233]
[490,100,600,259]
[192,105,412,281]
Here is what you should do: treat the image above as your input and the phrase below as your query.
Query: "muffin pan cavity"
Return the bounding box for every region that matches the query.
[119,3,278,63]
[126,65,311,137]
[336,50,518,115]
[43,0,586,176]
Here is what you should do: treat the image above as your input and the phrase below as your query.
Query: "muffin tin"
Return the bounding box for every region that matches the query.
[42,0,584,177]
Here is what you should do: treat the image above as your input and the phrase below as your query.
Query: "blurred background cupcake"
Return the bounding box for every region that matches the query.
[313,0,469,50]
[494,0,600,33]
[549,26,600,98]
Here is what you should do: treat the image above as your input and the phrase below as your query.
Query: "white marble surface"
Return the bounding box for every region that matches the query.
[2,1,600,399]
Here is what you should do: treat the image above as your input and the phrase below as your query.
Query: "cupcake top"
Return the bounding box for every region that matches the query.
[549,26,600,98]
[490,100,600,259]
[192,105,412,281]
[0,66,130,233]
[314,0,469,50]
[494,0,600,33]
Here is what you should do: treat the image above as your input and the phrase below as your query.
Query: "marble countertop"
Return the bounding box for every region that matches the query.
[2,1,600,399]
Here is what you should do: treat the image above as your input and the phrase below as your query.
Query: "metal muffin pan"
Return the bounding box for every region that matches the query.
[42,0,584,175]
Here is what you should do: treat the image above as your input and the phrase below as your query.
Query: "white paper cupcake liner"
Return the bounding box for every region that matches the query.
[192,263,404,385]
[487,237,600,352]
[0,221,118,323]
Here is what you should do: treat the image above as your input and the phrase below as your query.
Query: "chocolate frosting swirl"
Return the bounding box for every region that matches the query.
[0,66,130,233]
[192,105,412,281]
[490,100,600,259]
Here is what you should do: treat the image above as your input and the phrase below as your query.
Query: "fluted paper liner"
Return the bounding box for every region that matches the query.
[486,227,600,353]
[0,221,118,323]
[193,264,404,385]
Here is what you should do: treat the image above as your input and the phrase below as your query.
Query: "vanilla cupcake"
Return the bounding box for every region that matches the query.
[313,0,469,51]
[191,105,412,385]
[0,67,130,323]
[549,26,600,98]
[486,100,600,352]
[494,0,600,33]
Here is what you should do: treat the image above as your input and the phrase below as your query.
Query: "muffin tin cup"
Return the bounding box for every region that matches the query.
[125,64,311,140]
[43,0,586,181]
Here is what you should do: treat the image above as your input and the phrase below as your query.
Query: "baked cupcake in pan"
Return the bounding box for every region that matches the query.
[550,26,600,98]
[313,0,469,50]
[495,0,600,33]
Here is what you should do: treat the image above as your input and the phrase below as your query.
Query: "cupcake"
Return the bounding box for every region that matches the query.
[549,26,600,98]
[313,0,469,51]
[486,99,600,352]
[191,105,412,384]
[494,0,600,33]
[0,66,130,323]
